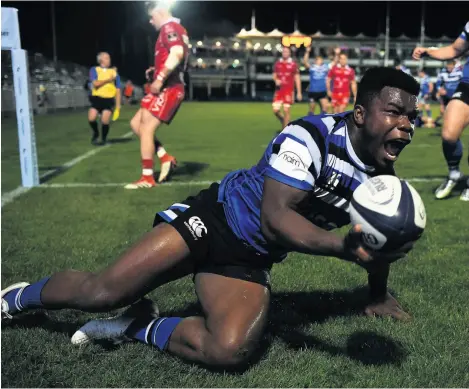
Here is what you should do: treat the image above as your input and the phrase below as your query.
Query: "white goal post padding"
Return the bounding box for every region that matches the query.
[2,7,39,187]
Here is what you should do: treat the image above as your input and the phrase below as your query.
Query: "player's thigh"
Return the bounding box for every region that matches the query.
[89,223,194,306]
[101,109,112,124]
[442,99,469,142]
[88,107,99,121]
[130,108,143,135]
[140,107,163,135]
[195,272,270,357]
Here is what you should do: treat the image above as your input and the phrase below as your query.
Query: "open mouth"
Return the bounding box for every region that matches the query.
[384,138,410,161]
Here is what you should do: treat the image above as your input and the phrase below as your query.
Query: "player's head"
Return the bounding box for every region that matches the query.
[338,53,348,66]
[97,52,111,68]
[446,60,456,72]
[147,1,172,30]
[353,67,420,169]
[282,46,291,60]
[315,56,324,65]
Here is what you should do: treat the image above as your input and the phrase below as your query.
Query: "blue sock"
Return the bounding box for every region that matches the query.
[3,277,50,314]
[442,139,463,173]
[426,109,432,118]
[126,317,182,350]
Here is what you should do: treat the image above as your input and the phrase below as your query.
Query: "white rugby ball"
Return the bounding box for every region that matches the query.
[349,175,426,252]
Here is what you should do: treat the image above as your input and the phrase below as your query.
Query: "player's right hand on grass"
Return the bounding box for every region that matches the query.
[343,225,414,269]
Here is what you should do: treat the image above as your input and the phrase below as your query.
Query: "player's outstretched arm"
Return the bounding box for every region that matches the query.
[413,37,469,61]
[351,79,358,103]
[261,177,359,261]
[295,72,302,101]
[303,46,311,69]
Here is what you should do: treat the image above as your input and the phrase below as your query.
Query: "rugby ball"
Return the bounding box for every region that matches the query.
[349,175,426,252]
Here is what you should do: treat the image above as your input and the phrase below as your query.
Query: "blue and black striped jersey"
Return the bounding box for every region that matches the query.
[218,112,393,256]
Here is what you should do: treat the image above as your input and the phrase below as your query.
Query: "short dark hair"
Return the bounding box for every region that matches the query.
[356,67,420,108]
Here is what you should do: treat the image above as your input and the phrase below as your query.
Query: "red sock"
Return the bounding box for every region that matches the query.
[142,159,153,176]
[160,154,173,164]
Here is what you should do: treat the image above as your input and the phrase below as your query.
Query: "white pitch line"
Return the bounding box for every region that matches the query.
[1,131,134,208]
[36,177,442,189]
[40,181,216,188]
[405,178,442,183]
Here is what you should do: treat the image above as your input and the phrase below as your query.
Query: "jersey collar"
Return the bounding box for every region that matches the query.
[336,113,375,173]
[160,17,181,27]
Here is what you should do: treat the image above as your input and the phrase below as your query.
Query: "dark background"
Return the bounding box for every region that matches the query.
[3,1,468,82]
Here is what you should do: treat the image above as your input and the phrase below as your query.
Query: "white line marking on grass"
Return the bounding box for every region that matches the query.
[406,178,442,183]
[1,131,134,208]
[40,180,216,188]
[37,177,442,189]
[1,186,32,207]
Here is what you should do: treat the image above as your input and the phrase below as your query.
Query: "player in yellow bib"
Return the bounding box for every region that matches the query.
[88,52,121,145]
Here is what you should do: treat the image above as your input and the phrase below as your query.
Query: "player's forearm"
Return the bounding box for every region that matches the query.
[261,207,345,259]
[351,82,357,99]
[326,78,332,94]
[92,80,110,88]
[303,53,310,68]
[156,46,183,82]
[367,262,390,299]
[426,45,462,60]
[295,75,301,93]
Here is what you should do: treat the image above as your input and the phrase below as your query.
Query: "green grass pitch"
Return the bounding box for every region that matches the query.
[1,103,469,387]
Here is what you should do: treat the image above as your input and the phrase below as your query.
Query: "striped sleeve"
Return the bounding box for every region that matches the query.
[265,121,325,191]
[459,22,469,41]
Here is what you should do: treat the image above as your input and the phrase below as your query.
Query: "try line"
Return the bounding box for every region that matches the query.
[38,177,442,189]
[1,131,134,208]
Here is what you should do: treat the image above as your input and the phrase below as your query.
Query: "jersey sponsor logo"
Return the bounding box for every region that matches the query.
[167,31,179,42]
[452,92,462,99]
[185,216,208,239]
[279,150,306,168]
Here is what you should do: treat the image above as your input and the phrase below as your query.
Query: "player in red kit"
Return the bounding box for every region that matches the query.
[125,2,189,189]
[272,46,302,130]
[326,53,357,113]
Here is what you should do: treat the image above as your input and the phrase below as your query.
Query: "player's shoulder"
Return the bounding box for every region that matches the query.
[290,113,345,140]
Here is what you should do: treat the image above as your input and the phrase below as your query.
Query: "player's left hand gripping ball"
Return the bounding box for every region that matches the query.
[112,108,120,121]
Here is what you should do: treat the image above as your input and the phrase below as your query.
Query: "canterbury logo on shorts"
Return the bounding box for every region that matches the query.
[187,216,208,238]
[157,203,208,241]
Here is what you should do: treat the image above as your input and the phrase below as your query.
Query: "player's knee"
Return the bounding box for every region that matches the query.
[441,125,460,143]
[130,118,140,135]
[205,334,255,368]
